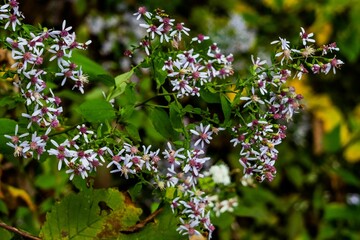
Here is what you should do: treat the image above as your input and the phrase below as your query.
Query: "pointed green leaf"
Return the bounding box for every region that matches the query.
[115,70,134,89]
[169,102,183,131]
[201,89,220,103]
[220,94,232,123]
[154,59,168,89]
[0,118,17,155]
[323,124,341,153]
[40,188,142,240]
[125,123,141,142]
[78,99,115,122]
[95,74,115,87]
[72,51,109,76]
[149,108,178,140]
[108,70,134,100]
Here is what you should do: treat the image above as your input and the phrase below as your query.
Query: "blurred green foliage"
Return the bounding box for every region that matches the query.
[0,0,359,239]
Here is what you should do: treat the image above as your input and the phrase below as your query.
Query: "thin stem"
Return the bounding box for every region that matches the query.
[135,93,175,108]
[0,221,41,240]
[120,208,163,233]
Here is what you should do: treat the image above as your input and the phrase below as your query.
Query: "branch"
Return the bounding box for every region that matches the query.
[120,207,163,233]
[0,221,41,240]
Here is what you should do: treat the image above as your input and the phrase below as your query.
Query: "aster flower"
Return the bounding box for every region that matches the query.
[170,22,190,41]
[191,34,209,43]
[133,6,152,20]
[299,27,315,46]
[76,124,94,143]
[190,123,213,149]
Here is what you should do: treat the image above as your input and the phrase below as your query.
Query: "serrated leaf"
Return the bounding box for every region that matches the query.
[78,99,115,122]
[119,206,182,240]
[149,108,178,140]
[40,188,142,240]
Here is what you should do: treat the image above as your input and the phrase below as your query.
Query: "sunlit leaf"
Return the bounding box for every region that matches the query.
[108,70,134,100]
[40,188,142,239]
[5,185,36,212]
[119,206,182,240]
[344,141,360,163]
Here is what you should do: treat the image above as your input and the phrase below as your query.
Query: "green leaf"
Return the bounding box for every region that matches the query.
[123,83,137,105]
[0,118,17,155]
[220,94,232,123]
[72,51,109,76]
[149,108,178,140]
[169,102,183,131]
[0,96,18,108]
[128,182,143,201]
[108,70,134,100]
[286,166,303,189]
[323,203,360,221]
[35,174,57,190]
[78,99,115,122]
[154,56,168,89]
[40,188,142,240]
[165,187,176,200]
[119,206,182,240]
[0,228,12,240]
[0,199,8,215]
[161,87,171,102]
[201,89,220,103]
[115,70,134,89]
[94,74,115,87]
[120,105,134,122]
[333,167,360,187]
[323,124,341,153]
[125,123,141,142]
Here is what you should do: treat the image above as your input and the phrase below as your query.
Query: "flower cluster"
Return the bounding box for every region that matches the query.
[2,2,343,239]
[164,44,234,98]
[132,7,234,98]
[228,27,343,183]
[2,1,90,162]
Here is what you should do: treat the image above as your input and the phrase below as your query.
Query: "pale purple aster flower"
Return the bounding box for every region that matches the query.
[240,86,265,108]
[162,142,185,166]
[191,34,209,43]
[170,22,190,41]
[190,123,213,149]
[76,124,94,143]
[300,27,315,46]
[133,6,152,20]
